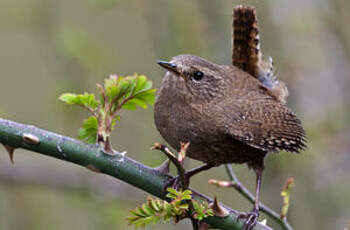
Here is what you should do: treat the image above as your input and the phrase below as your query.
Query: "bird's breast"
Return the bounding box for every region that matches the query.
[154,73,262,165]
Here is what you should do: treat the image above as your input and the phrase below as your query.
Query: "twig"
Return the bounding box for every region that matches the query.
[153,143,207,230]
[224,165,293,230]
[0,118,271,230]
[152,143,187,188]
[81,105,98,117]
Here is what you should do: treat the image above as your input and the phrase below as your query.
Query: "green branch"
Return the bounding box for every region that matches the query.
[0,118,272,230]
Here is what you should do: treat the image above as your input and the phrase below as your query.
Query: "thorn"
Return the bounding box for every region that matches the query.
[209,196,229,217]
[100,148,117,156]
[22,133,40,145]
[259,218,267,226]
[154,159,170,175]
[115,150,127,157]
[2,144,16,164]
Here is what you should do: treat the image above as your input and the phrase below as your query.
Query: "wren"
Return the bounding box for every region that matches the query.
[154,5,306,230]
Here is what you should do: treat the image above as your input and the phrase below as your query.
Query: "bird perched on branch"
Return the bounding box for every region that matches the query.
[154,5,306,230]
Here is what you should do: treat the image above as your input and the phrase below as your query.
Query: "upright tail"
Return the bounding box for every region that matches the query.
[232,5,261,77]
[232,5,288,104]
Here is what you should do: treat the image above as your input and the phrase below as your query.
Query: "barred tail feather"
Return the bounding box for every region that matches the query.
[232,5,261,78]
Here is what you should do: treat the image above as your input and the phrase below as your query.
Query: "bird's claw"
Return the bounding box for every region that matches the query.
[238,209,259,230]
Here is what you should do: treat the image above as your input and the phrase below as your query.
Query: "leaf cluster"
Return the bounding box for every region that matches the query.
[102,74,155,112]
[127,188,213,228]
[191,199,214,221]
[59,74,155,146]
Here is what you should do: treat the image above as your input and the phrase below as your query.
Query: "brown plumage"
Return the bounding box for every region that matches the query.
[155,54,306,229]
[232,5,289,104]
[155,55,306,168]
[232,5,261,78]
[154,5,306,230]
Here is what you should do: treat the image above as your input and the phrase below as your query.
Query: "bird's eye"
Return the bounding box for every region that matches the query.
[193,71,204,81]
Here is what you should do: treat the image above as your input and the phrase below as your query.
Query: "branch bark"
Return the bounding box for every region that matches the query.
[0,118,271,230]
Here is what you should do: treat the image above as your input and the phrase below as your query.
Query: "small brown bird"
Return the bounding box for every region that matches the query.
[154,5,306,230]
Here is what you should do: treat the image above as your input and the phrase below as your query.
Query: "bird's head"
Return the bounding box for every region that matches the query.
[157,54,227,101]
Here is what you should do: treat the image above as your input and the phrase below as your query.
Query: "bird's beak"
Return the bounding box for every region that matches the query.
[157,61,179,74]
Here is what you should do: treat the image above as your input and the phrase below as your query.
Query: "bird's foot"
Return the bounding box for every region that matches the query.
[238,208,259,230]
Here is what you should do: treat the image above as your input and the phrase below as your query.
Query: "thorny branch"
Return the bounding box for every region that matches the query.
[0,118,271,230]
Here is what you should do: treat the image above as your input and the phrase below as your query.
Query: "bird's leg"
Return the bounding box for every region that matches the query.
[238,167,263,230]
[167,163,214,190]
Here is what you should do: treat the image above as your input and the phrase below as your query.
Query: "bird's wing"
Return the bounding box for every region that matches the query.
[225,98,307,153]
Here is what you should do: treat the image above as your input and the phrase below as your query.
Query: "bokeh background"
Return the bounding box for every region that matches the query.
[0,0,349,229]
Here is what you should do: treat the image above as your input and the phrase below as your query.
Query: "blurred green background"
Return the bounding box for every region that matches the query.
[0,0,349,229]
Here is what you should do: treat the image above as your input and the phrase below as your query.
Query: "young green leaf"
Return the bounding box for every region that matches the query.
[191,200,214,221]
[60,93,99,110]
[125,76,137,98]
[134,89,156,104]
[59,93,78,104]
[134,74,153,94]
[106,84,120,102]
[78,116,98,143]
[142,203,155,216]
[166,187,180,196]
[84,93,100,109]
[122,98,148,110]
[128,188,195,229]
[121,100,137,111]
[118,79,132,98]
[182,190,192,197]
